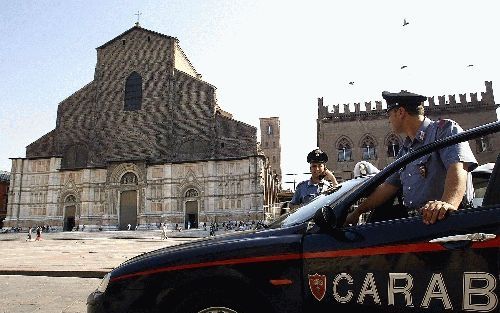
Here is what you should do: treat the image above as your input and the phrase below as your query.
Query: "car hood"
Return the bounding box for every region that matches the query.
[110,223,307,280]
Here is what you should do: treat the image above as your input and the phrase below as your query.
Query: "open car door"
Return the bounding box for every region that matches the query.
[302,121,500,313]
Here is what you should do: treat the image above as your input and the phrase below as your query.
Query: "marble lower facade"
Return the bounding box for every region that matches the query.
[4,156,268,231]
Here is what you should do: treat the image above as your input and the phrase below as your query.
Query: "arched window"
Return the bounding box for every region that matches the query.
[120,172,138,185]
[386,134,401,157]
[337,138,352,162]
[267,125,273,135]
[185,188,199,198]
[124,72,142,111]
[361,136,377,160]
[476,136,490,153]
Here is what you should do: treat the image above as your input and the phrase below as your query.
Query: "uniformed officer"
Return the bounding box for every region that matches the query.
[289,149,339,209]
[345,90,477,225]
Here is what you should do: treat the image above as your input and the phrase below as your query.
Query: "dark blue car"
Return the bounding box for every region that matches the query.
[88,121,500,313]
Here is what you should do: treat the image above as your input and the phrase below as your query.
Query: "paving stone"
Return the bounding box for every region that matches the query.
[0,230,200,312]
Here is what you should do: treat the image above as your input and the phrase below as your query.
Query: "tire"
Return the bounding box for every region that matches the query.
[197,308,238,313]
[171,288,259,313]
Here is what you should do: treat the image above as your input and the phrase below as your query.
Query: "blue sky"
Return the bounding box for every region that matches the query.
[1,0,499,190]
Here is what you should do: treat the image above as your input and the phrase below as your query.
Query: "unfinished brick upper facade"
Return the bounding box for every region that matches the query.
[26,26,257,166]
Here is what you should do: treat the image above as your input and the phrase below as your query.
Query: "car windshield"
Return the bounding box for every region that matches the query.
[267,176,370,228]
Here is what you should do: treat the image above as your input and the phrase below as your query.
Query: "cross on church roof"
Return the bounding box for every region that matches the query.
[135,11,142,27]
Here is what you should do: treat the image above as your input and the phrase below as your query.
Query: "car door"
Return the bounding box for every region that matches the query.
[302,204,500,313]
[300,121,500,313]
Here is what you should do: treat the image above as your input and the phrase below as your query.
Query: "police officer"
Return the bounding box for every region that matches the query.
[345,90,477,226]
[289,149,339,209]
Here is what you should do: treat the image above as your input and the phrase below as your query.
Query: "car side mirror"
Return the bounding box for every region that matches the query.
[313,205,337,232]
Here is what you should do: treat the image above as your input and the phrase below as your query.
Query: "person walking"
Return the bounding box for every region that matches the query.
[161,223,168,240]
[26,227,33,241]
[35,226,42,241]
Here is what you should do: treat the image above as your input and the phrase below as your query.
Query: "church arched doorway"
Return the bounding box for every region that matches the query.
[120,190,137,230]
[119,172,138,230]
[184,188,199,229]
[185,200,198,229]
[63,206,76,231]
[63,195,77,231]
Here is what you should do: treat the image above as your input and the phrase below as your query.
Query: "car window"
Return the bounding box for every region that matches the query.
[471,163,494,207]
[472,176,489,207]
[268,177,369,228]
[345,151,497,227]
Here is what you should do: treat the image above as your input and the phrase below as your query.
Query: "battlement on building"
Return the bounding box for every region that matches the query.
[318,81,496,120]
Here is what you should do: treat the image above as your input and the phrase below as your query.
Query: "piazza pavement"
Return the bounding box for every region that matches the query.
[0,229,205,313]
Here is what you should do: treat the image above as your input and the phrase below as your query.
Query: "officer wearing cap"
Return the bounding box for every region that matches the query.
[289,149,339,209]
[345,90,477,225]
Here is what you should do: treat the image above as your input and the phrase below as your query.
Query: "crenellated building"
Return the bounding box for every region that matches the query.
[318,81,500,181]
[5,25,277,231]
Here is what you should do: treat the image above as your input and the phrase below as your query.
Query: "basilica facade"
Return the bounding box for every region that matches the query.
[5,25,272,231]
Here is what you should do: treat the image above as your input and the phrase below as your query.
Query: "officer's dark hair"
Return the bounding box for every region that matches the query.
[401,103,425,116]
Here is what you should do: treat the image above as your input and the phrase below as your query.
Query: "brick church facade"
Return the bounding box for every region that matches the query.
[318,81,500,181]
[5,25,273,231]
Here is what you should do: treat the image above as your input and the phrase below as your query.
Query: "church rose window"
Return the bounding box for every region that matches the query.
[124,72,142,111]
[120,172,138,185]
[337,138,352,162]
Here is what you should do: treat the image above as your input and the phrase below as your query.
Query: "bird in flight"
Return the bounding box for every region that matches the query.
[348,81,355,85]
[403,18,409,26]
[467,64,474,67]
[401,65,407,69]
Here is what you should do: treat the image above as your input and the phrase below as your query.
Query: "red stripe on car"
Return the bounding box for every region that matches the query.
[111,237,500,282]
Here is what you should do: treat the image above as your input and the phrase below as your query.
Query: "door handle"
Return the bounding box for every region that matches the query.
[429,233,496,243]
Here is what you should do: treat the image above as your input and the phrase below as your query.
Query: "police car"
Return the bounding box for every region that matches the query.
[87,121,500,313]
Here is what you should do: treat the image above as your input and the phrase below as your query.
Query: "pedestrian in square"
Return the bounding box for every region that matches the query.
[26,227,32,241]
[35,226,42,241]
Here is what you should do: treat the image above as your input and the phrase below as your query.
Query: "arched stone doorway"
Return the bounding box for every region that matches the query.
[185,200,198,229]
[184,188,199,229]
[63,195,77,231]
[119,172,138,230]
